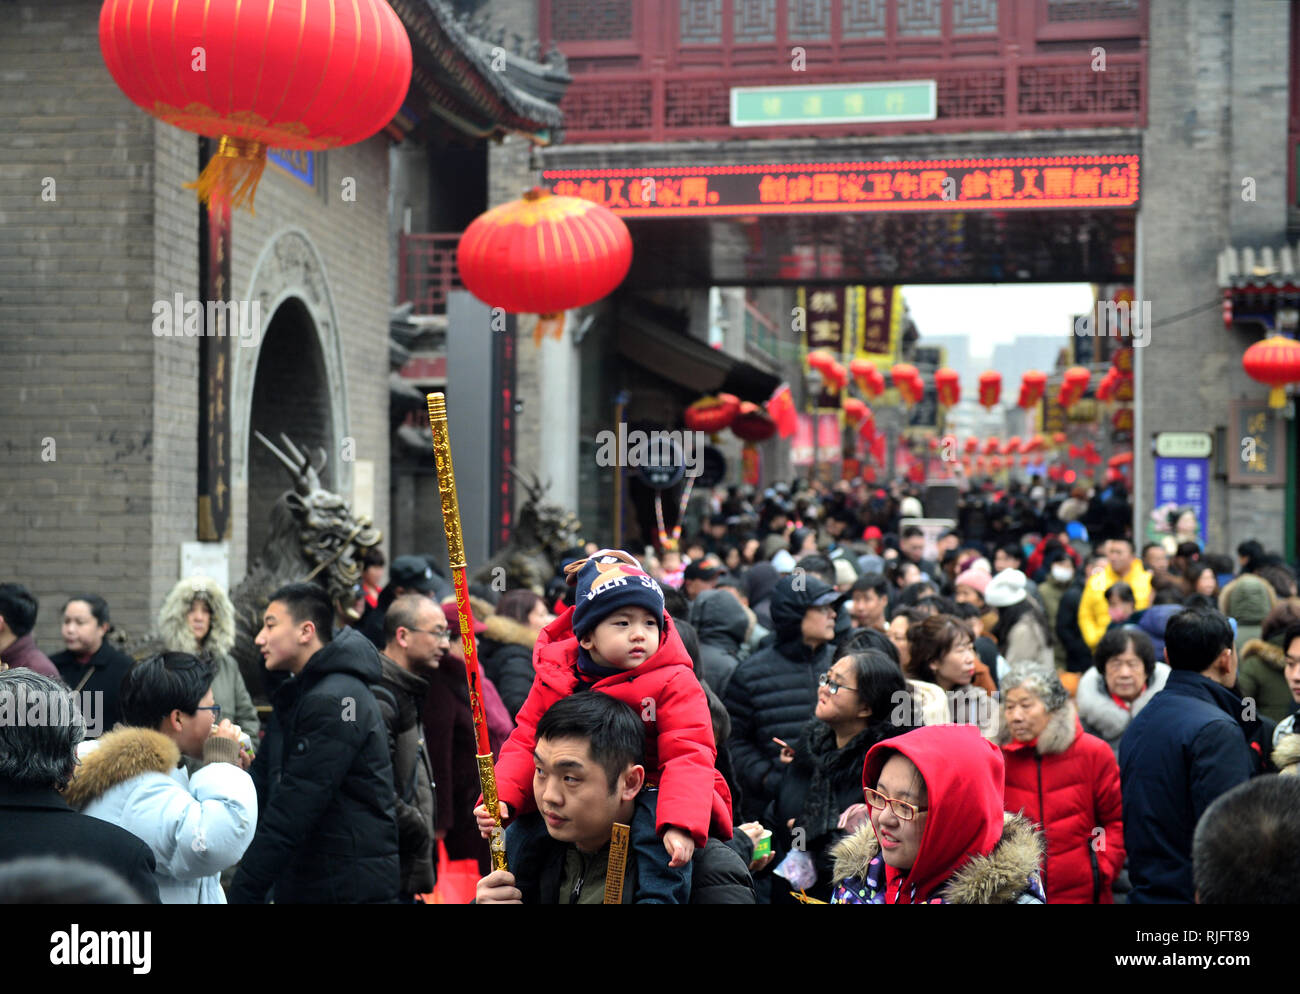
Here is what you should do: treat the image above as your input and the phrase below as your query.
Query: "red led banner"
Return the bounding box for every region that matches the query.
[544,155,1139,218]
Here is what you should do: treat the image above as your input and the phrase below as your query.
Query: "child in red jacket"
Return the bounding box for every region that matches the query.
[475,549,733,901]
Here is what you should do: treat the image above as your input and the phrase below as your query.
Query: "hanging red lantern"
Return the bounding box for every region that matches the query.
[1027,434,1045,453]
[843,397,871,427]
[978,370,1002,409]
[990,455,1004,471]
[1060,366,1092,407]
[935,368,961,407]
[823,359,849,395]
[964,436,979,454]
[99,0,413,211]
[458,188,633,345]
[1243,335,1300,408]
[1052,431,1067,446]
[983,437,1001,455]
[807,349,835,373]
[975,456,988,473]
[850,358,886,398]
[684,394,740,434]
[1003,436,1022,455]
[1096,371,1116,403]
[892,363,924,405]
[1018,370,1047,409]
[732,402,777,442]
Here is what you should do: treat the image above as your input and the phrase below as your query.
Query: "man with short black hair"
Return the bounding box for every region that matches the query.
[1193,776,1300,904]
[0,583,59,679]
[228,582,399,903]
[848,573,889,632]
[475,694,754,904]
[378,594,444,901]
[898,526,941,583]
[1120,608,1257,904]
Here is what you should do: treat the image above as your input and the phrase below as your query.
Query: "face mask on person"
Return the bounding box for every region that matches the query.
[1051,564,1075,584]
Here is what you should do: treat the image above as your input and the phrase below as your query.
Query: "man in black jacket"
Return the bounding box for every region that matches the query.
[724,573,845,823]
[475,694,754,905]
[378,594,443,901]
[228,583,399,904]
[0,669,160,902]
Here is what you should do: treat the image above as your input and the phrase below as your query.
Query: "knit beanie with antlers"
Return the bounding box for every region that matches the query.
[565,549,666,639]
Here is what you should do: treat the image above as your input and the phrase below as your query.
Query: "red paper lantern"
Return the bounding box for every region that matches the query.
[964,436,979,454]
[892,364,924,405]
[850,358,886,398]
[1003,436,1022,455]
[983,437,1000,455]
[823,359,849,395]
[990,456,1004,471]
[684,394,740,434]
[1052,431,1067,446]
[807,349,835,372]
[99,0,412,210]
[843,397,871,427]
[978,370,1002,409]
[1019,370,1047,409]
[1242,335,1300,408]
[935,368,961,407]
[732,402,777,442]
[458,188,633,344]
[1027,434,1045,453]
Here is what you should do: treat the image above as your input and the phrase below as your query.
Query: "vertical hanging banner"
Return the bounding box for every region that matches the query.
[198,138,233,542]
[853,286,900,368]
[798,287,850,412]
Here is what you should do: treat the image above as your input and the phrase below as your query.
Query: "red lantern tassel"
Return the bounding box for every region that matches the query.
[184,136,268,213]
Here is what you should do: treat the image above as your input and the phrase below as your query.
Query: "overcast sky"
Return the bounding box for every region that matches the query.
[901,283,1095,361]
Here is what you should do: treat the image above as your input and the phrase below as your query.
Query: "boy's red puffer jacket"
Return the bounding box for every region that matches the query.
[492,608,733,848]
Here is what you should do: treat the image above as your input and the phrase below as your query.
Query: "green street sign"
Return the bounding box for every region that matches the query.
[730,80,937,127]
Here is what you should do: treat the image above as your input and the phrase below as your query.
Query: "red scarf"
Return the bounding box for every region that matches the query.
[1109,685,1144,711]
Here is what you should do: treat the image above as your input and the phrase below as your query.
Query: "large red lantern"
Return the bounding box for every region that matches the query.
[458,188,633,345]
[807,349,835,373]
[99,0,412,211]
[732,402,777,442]
[823,359,849,395]
[1243,335,1300,408]
[1003,436,1022,455]
[978,370,1002,409]
[684,394,740,434]
[850,358,886,398]
[1060,366,1092,408]
[935,368,961,407]
[964,436,979,454]
[983,437,1001,455]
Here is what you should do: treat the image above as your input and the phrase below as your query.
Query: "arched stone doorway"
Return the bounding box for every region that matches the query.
[244,298,336,567]
[231,227,350,582]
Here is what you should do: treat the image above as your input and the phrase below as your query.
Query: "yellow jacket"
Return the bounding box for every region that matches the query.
[1077,560,1153,649]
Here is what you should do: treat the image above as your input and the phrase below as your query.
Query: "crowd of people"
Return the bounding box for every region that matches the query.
[2,473,1300,905]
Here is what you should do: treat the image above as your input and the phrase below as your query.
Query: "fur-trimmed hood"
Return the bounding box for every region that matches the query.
[482,612,538,650]
[1075,662,1170,746]
[63,726,180,810]
[830,812,1044,904]
[158,576,237,657]
[997,698,1079,755]
[1241,637,1286,672]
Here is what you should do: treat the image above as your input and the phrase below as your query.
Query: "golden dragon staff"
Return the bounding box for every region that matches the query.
[425,392,507,872]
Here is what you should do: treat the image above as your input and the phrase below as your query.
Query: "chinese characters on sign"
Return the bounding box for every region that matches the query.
[198,150,233,542]
[1229,400,1286,485]
[1154,458,1209,547]
[545,156,1140,218]
[853,285,898,361]
[799,287,849,413]
[731,81,936,127]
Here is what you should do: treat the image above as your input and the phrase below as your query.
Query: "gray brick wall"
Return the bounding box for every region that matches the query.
[2,0,392,648]
[1139,0,1290,555]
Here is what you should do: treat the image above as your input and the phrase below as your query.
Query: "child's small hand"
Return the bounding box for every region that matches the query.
[662,827,695,868]
[474,801,509,838]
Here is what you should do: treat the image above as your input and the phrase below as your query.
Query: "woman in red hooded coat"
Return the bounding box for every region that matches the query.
[830,724,1046,904]
[1000,661,1125,903]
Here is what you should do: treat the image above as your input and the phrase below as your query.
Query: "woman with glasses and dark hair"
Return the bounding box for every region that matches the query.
[764,650,912,903]
[999,662,1124,903]
[1075,627,1168,756]
[830,724,1045,904]
[61,652,257,903]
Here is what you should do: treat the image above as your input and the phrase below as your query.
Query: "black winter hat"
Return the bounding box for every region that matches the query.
[566,549,666,639]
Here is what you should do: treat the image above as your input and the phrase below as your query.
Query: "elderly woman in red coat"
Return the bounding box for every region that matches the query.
[1000,661,1125,903]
